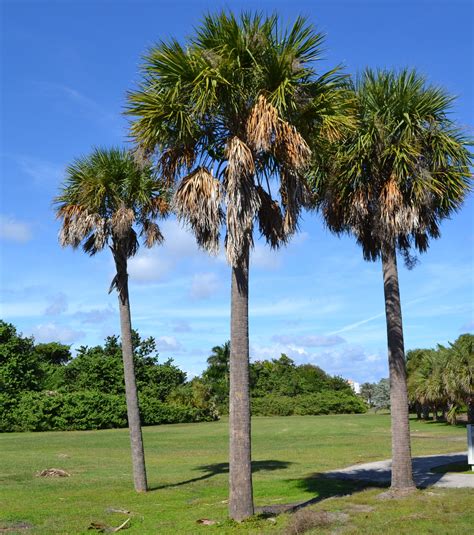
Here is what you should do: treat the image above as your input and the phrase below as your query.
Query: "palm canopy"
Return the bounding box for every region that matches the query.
[55,147,169,260]
[318,69,472,263]
[127,11,351,266]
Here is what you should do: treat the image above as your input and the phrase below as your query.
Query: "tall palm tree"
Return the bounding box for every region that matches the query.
[55,147,168,492]
[127,12,350,519]
[318,69,472,491]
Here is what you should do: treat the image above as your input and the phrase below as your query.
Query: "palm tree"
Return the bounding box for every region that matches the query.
[55,147,168,492]
[443,334,474,423]
[318,69,472,490]
[203,342,230,405]
[127,12,350,519]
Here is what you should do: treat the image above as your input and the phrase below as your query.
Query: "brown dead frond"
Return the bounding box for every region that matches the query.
[174,167,223,254]
[224,137,260,266]
[160,146,195,184]
[141,220,164,248]
[246,94,279,152]
[58,206,104,249]
[276,121,311,171]
[378,176,423,236]
[256,186,286,248]
[280,170,310,235]
[111,206,135,238]
[37,468,70,478]
[148,196,170,217]
[132,145,152,170]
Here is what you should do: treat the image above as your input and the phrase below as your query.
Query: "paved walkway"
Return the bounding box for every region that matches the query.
[324,452,474,488]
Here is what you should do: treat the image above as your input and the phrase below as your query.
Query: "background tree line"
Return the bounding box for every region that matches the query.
[202,342,366,416]
[358,333,473,424]
[0,321,366,432]
[406,333,473,424]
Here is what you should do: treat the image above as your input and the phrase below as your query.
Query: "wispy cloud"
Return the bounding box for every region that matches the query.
[0,215,33,243]
[172,320,192,333]
[190,272,221,300]
[156,336,183,353]
[39,82,123,131]
[16,156,64,185]
[272,333,346,347]
[32,322,84,344]
[329,312,385,336]
[44,293,68,315]
[250,341,386,383]
[73,305,115,324]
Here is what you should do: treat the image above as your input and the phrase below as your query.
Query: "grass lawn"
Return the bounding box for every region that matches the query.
[0,414,472,534]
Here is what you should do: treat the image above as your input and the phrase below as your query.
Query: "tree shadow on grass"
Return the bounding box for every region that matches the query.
[256,475,383,516]
[149,460,292,491]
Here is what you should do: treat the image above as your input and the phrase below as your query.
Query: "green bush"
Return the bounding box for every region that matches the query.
[251,391,367,416]
[139,395,217,426]
[0,391,217,432]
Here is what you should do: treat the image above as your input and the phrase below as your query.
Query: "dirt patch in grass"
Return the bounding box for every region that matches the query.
[343,503,375,513]
[36,468,70,477]
[0,521,33,532]
[284,510,349,534]
[376,488,417,501]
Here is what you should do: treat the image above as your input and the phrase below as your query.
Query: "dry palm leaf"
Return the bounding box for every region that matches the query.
[256,186,286,248]
[246,94,279,152]
[174,167,223,254]
[275,120,311,171]
[224,137,260,266]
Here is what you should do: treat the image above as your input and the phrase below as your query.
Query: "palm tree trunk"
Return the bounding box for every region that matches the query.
[113,245,148,493]
[381,242,416,491]
[229,244,254,521]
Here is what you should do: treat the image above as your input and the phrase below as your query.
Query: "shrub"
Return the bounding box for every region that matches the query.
[251,391,367,417]
[0,391,217,432]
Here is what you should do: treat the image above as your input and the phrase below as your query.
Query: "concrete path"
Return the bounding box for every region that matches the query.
[324,452,474,488]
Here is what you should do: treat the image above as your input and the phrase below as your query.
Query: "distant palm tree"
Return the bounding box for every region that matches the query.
[55,147,168,492]
[318,69,472,490]
[127,12,350,519]
[203,342,231,405]
[442,334,474,423]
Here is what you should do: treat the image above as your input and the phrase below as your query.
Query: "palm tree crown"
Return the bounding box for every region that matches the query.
[127,11,351,265]
[319,69,472,262]
[55,147,168,288]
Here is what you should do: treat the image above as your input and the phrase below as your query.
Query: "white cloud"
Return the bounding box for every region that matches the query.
[32,323,84,344]
[17,156,64,185]
[172,320,192,333]
[128,252,172,283]
[190,272,221,300]
[0,215,32,243]
[250,341,387,383]
[44,293,68,315]
[128,219,216,284]
[156,336,183,352]
[73,305,115,324]
[272,334,346,347]
[329,311,385,335]
[251,244,282,270]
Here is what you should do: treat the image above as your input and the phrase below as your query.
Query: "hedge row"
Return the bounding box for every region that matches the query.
[0,391,217,432]
[251,391,367,416]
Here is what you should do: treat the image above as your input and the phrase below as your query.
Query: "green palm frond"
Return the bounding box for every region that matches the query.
[55,147,169,257]
[127,11,350,266]
[316,68,473,262]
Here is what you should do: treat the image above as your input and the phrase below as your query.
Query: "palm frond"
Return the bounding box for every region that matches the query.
[174,167,223,254]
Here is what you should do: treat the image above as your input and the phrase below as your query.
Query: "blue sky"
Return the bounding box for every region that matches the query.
[1,0,473,383]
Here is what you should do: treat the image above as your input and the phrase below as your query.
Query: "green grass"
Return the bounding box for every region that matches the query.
[0,414,472,534]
